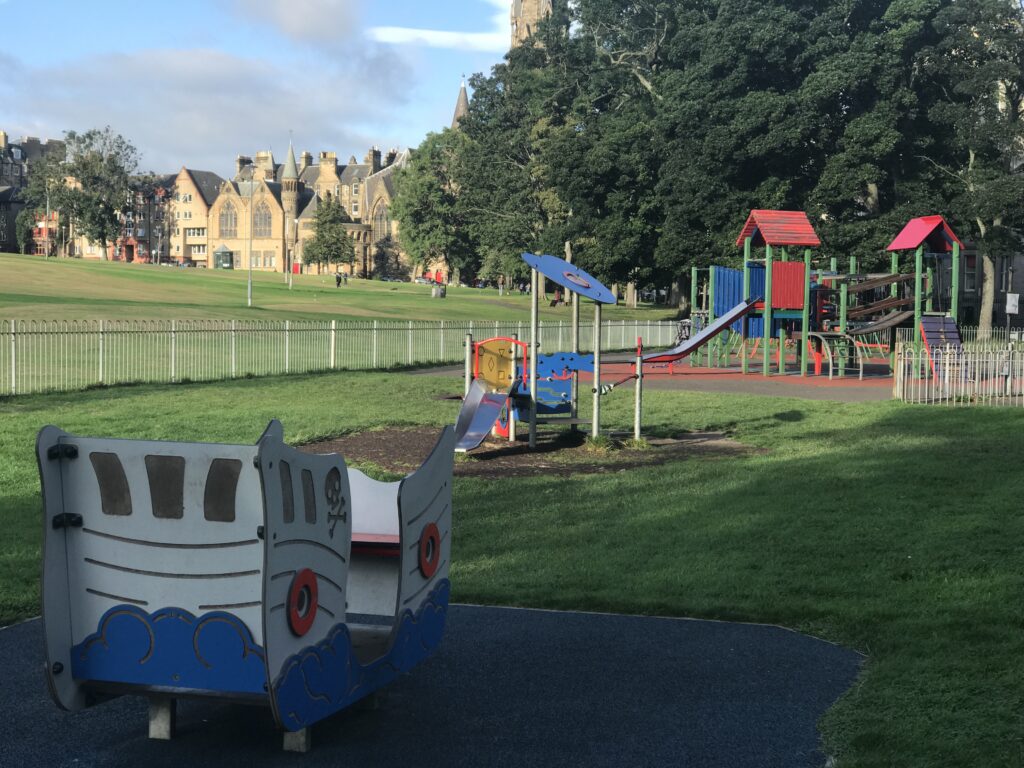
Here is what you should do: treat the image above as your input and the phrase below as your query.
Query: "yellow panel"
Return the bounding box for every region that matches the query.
[476,339,517,392]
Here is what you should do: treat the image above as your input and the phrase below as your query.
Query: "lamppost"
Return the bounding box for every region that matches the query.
[247,180,254,308]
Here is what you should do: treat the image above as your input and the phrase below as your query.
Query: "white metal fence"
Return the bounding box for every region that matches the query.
[0,318,678,396]
[893,341,1024,406]
[896,326,1024,347]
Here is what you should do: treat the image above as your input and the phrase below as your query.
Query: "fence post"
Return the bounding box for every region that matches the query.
[170,320,176,383]
[231,320,237,378]
[439,320,445,363]
[285,321,290,374]
[99,320,106,385]
[9,320,15,396]
[408,321,413,366]
[372,321,378,369]
[330,320,336,370]
[464,333,473,397]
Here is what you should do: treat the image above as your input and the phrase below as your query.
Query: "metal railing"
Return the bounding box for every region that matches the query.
[893,341,1024,406]
[896,326,1024,347]
[0,318,678,396]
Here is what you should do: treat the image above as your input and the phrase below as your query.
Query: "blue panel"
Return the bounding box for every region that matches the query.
[713,266,765,334]
[71,606,267,695]
[521,253,616,304]
[273,579,450,732]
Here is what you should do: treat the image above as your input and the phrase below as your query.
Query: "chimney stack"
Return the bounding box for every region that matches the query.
[364,146,382,174]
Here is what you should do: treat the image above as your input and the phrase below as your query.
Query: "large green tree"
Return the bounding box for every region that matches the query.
[303,194,355,272]
[391,129,477,280]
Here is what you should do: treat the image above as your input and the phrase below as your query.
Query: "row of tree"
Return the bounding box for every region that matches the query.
[393,0,1024,327]
[15,127,150,258]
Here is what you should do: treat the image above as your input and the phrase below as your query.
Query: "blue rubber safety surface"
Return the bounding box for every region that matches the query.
[0,605,861,767]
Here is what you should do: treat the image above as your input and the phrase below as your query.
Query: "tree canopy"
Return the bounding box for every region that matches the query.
[393,0,1024,327]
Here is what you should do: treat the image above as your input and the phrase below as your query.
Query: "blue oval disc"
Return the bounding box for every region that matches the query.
[521,253,616,304]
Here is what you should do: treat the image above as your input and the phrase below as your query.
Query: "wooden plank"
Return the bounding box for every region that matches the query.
[846,273,915,295]
[846,295,913,319]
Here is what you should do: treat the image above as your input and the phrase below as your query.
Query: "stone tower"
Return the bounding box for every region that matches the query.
[511,0,553,47]
[281,142,299,265]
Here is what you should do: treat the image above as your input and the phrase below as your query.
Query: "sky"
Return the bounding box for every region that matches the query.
[0,0,511,178]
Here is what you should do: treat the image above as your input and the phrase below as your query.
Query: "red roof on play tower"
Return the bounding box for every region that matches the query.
[886,216,963,252]
[735,210,821,247]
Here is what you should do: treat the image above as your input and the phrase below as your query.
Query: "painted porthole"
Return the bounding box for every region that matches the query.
[418,522,441,578]
[287,568,318,637]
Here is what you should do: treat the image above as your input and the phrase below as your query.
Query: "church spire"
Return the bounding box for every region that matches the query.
[451,78,470,130]
[282,140,299,180]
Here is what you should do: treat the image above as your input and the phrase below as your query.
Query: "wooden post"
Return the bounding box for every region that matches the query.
[707,266,716,367]
[926,266,934,312]
[914,245,924,378]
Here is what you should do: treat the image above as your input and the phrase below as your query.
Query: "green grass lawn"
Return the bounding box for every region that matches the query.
[1,372,1021,766]
[0,252,674,322]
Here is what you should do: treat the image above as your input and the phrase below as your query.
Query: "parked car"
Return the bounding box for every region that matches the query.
[414,276,432,285]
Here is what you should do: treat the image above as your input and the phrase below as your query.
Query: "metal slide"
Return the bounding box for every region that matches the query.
[454,379,514,452]
[642,298,761,364]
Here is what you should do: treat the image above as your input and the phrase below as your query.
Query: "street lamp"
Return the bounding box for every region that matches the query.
[247,180,254,308]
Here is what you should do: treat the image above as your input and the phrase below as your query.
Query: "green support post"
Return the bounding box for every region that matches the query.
[707,266,717,368]
[763,244,773,376]
[742,238,751,375]
[914,245,924,378]
[890,252,899,371]
[951,241,961,322]
[926,266,934,312]
[830,256,837,273]
[839,282,848,379]
[690,266,699,368]
[801,248,811,377]
[849,255,858,277]
[781,246,789,263]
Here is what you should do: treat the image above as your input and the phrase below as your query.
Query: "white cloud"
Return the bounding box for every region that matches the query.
[223,0,361,45]
[367,0,508,53]
[2,47,413,176]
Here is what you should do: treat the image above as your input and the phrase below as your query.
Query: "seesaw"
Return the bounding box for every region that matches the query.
[36,420,454,752]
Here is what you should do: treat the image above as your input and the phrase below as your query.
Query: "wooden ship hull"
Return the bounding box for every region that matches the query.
[36,420,454,742]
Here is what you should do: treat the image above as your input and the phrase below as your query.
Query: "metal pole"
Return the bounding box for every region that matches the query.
[707,266,717,367]
[464,333,473,397]
[592,301,602,439]
[529,269,539,449]
[372,320,378,369]
[926,266,934,312]
[170,320,176,382]
[328,320,335,369]
[408,320,413,366]
[9,319,15,395]
[285,320,290,373]
[509,335,518,443]
[247,182,253,307]
[231,320,237,377]
[634,338,643,440]
[99,320,105,384]
[571,290,580,430]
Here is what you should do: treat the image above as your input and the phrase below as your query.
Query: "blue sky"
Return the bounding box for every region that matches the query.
[0,0,509,177]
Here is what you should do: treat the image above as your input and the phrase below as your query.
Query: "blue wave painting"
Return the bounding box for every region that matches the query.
[273,579,450,731]
[71,605,267,695]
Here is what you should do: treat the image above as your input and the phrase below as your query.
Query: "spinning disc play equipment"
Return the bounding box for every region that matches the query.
[522,253,616,447]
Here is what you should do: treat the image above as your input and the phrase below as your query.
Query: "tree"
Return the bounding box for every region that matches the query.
[391,129,477,281]
[303,195,355,273]
[14,208,35,254]
[920,0,1024,332]
[372,236,407,280]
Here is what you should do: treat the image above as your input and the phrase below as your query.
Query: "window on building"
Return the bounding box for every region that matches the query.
[964,255,977,292]
[254,201,272,238]
[352,200,359,216]
[219,201,237,238]
[372,202,390,243]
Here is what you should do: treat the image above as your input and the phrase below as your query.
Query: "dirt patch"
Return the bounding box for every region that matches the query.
[300,426,759,479]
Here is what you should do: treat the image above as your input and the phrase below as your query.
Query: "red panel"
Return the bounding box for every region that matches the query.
[771,262,806,309]
[735,210,821,247]
[886,216,964,252]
